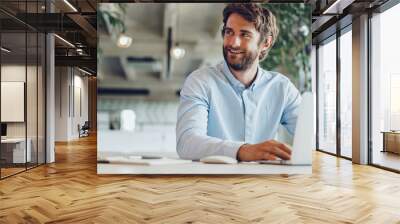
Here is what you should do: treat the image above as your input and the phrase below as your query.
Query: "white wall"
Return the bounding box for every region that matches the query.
[73,74,89,136]
[55,67,69,141]
[1,64,46,163]
[55,67,89,141]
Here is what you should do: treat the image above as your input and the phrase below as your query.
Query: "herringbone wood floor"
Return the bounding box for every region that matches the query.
[1,134,400,224]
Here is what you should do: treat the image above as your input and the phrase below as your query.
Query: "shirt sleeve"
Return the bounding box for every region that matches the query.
[280,81,302,136]
[176,72,244,160]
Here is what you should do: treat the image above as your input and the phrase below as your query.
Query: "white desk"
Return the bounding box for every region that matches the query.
[97,162,312,175]
[1,138,31,163]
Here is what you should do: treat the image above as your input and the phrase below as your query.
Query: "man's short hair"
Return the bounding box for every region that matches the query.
[222,3,279,61]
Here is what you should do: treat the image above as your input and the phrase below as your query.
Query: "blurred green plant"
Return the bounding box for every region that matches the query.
[97,3,127,61]
[98,3,127,33]
[261,3,312,92]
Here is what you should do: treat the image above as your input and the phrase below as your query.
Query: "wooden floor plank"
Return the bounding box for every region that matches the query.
[0,134,400,223]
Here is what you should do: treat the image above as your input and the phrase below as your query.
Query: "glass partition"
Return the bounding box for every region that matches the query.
[317,36,337,155]
[0,0,46,179]
[1,30,28,177]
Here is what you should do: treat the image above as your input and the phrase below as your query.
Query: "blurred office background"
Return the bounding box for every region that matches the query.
[0,0,398,183]
[97,3,311,158]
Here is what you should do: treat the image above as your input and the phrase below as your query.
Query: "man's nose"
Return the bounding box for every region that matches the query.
[228,35,241,48]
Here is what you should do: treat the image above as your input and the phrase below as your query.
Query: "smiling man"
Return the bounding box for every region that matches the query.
[176,3,301,161]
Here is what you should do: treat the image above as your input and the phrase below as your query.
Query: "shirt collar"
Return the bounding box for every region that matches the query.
[221,60,263,91]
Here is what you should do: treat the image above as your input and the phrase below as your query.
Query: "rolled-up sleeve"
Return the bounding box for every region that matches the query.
[176,73,244,160]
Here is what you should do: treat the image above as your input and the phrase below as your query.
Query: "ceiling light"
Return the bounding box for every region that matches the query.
[117,34,132,48]
[63,0,78,12]
[54,34,75,48]
[322,0,354,15]
[323,0,341,14]
[1,47,11,53]
[171,44,185,59]
[78,67,93,76]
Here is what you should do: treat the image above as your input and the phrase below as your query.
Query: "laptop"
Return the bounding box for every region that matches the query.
[258,92,315,165]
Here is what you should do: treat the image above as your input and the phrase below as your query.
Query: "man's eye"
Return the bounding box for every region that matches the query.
[241,33,251,38]
[224,30,233,36]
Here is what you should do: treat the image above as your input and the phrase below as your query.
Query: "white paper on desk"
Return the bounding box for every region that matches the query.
[104,156,192,166]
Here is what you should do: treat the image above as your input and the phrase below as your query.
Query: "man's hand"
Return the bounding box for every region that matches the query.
[237,140,292,162]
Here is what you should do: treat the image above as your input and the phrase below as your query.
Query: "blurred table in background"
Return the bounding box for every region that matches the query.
[382,131,400,154]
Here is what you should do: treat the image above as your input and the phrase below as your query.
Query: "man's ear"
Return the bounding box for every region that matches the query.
[261,36,273,52]
[259,36,273,60]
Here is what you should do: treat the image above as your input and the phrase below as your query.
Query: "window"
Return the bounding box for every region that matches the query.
[339,28,352,158]
[371,3,400,171]
[318,36,337,154]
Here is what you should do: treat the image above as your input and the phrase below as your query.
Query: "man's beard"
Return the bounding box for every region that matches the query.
[223,46,258,71]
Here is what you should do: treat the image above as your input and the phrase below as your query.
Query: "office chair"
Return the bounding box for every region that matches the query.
[79,121,90,138]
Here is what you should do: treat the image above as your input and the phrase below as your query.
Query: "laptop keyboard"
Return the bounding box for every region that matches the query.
[257,160,292,165]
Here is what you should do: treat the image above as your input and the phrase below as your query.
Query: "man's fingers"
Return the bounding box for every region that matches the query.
[265,141,292,155]
[263,152,277,161]
[274,147,291,160]
[253,141,293,161]
[277,143,292,155]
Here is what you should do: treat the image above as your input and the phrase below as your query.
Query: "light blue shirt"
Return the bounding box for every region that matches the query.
[176,61,301,160]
